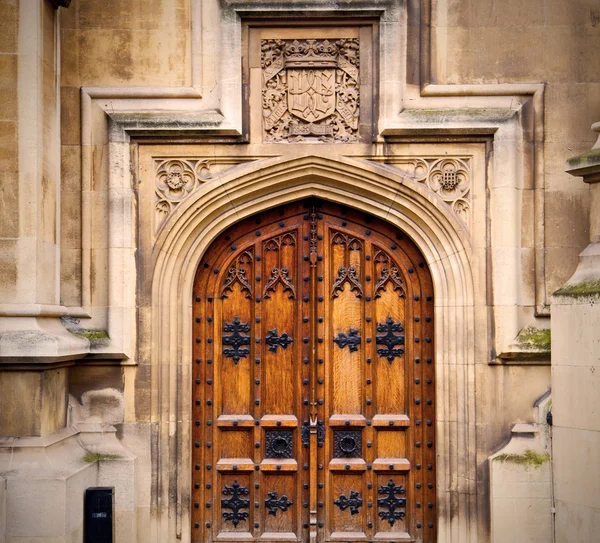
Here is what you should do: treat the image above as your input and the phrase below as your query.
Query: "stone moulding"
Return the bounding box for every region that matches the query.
[145,154,477,543]
[488,390,552,543]
[495,325,551,364]
[153,154,473,234]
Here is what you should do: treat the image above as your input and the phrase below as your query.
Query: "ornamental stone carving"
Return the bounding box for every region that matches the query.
[261,38,360,142]
[416,158,470,226]
[366,156,472,227]
[153,157,259,233]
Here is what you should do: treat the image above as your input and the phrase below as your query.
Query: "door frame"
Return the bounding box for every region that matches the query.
[147,155,478,542]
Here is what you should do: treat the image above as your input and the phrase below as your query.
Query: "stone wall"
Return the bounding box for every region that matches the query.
[0,0,62,306]
[552,290,600,541]
[433,0,598,297]
[59,0,192,310]
[0,0,19,305]
[551,131,600,543]
[0,0,598,542]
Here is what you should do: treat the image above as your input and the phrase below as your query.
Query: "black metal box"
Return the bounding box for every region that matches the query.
[84,487,114,543]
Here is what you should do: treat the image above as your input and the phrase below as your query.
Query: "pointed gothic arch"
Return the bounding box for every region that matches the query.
[146,155,477,542]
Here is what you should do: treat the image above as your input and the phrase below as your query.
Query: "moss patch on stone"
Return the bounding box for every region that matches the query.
[566,148,600,168]
[72,329,109,340]
[83,452,122,463]
[514,326,551,351]
[554,280,600,298]
[69,328,110,348]
[495,449,550,468]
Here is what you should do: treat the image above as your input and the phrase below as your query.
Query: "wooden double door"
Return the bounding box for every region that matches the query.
[192,201,436,543]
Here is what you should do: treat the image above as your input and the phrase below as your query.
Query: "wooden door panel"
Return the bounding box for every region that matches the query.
[328,228,364,416]
[194,211,307,542]
[261,230,299,417]
[372,246,407,415]
[330,472,365,536]
[192,201,436,543]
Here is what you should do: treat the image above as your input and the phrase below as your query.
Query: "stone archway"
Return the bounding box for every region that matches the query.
[146,156,476,543]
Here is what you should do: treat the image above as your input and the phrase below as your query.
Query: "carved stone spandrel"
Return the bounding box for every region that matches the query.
[364,156,472,228]
[153,157,261,234]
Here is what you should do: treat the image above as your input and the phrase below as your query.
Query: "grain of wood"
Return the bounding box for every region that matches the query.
[192,201,436,542]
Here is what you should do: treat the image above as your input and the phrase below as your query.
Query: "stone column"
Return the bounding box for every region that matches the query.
[0,0,88,438]
[551,122,600,541]
[0,3,95,542]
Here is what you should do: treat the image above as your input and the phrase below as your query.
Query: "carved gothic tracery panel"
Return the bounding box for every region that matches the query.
[222,250,253,299]
[261,38,360,143]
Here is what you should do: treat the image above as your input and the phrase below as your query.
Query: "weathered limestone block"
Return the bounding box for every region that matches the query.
[0,368,67,437]
[0,475,6,543]
[551,292,600,543]
[0,429,97,543]
[77,423,137,543]
[497,325,551,363]
[489,391,552,543]
[0,317,89,361]
[551,121,600,543]
[70,389,138,543]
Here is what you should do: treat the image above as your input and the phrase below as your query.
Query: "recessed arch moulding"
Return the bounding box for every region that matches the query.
[136,153,482,542]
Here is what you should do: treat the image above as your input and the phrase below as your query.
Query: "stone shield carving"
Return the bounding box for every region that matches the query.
[261,38,360,142]
[288,68,335,122]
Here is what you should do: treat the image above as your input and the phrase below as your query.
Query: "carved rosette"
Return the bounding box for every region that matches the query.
[153,157,258,234]
[413,157,470,225]
[154,159,213,231]
[261,38,360,143]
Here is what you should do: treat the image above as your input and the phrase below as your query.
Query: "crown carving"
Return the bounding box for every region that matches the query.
[284,39,338,68]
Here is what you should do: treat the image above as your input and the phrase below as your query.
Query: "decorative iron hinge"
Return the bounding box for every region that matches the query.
[265,491,293,516]
[222,316,251,364]
[377,479,406,526]
[334,490,363,515]
[265,328,294,352]
[333,328,361,352]
[221,480,250,527]
[376,316,405,363]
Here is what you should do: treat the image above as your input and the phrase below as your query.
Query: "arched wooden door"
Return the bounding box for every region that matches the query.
[192,200,436,543]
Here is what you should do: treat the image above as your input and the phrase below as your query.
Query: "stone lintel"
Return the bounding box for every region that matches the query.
[106,110,243,139]
[495,325,551,364]
[380,108,516,142]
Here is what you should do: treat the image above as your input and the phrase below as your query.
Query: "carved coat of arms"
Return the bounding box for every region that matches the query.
[261,39,360,142]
